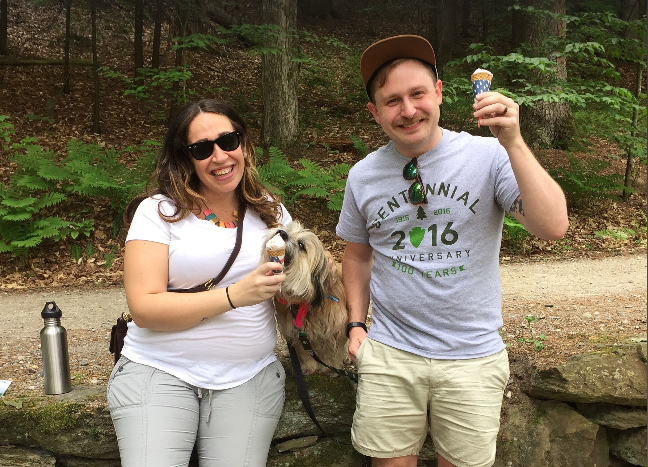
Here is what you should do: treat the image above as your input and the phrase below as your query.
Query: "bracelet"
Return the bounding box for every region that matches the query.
[346,321,367,338]
[225,286,236,309]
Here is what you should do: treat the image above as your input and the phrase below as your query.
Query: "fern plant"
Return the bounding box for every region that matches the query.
[0,120,157,256]
[257,146,350,211]
[548,152,629,208]
[502,214,529,253]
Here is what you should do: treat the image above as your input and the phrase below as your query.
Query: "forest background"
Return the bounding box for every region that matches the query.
[0,0,646,289]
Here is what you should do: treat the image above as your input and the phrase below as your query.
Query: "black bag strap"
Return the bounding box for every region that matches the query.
[169,202,246,293]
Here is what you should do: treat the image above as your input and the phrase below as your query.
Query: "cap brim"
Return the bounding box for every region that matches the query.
[361,35,437,88]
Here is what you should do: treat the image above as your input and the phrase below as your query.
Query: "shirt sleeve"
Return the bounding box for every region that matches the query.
[280,203,292,225]
[336,168,370,244]
[125,196,173,245]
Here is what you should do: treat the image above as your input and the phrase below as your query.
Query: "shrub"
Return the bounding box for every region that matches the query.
[0,119,157,256]
[257,146,350,211]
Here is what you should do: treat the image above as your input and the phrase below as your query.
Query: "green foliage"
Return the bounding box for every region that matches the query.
[350,135,369,158]
[257,147,350,211]
[99,66,194,120]
[0,118,157,256]
[173,33,231,50]
[548,152,629,208]
[518,315,546,351]
[342,52,366,105]
[441,5,646,205]
[502,214,529,252]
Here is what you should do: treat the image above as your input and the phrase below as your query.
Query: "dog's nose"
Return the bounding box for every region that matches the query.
[277,229,288,241]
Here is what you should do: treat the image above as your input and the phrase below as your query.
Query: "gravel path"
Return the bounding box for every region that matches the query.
[3,254,644,338]
[500,254,646,300]
[1,254,646,396]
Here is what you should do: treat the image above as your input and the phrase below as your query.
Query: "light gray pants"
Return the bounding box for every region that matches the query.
[107,356,285,467]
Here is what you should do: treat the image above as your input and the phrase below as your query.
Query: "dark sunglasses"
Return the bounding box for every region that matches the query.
[403,158,428,205]
[186,130,242,160]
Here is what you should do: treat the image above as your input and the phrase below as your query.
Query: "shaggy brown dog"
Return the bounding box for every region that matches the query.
[263,222,348,375]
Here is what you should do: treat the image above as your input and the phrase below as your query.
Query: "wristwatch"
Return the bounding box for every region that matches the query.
[346,321,368,338]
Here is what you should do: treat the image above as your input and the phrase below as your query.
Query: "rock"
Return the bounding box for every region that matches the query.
[608,427,648,467]
[495,398,610,467]
[276,435,319,452]
[529,344,647,406]
[609,456,638,467]
[0,386,119,460]
[267,437,364,466]
[0,446,56,466]
[275,365,356,439]
[637,343,647,363]
[576,403,648,430]
[57,457,121,467]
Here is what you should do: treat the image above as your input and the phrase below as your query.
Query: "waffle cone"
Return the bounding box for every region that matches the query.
[471,72,492,82]
[267,248,285,257]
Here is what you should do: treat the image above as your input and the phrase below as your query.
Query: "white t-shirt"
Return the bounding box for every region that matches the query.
[122,195,292,390]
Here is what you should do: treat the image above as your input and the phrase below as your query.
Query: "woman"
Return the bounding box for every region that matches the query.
[107,99,290,466]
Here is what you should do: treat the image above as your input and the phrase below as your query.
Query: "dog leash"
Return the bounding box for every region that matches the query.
[276,297,358,383]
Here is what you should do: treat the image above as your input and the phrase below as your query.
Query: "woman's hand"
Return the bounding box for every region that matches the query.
[226,262,286,308]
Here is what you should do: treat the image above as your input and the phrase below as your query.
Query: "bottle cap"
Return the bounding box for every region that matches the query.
[41,301,62,319]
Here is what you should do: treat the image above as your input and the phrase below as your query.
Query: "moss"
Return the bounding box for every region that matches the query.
[22,402,84,434]
[531,405,548,426]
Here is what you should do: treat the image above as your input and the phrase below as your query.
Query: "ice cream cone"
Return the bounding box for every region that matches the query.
[471,68,493,127]
[266,234,286,274]
[471,72,493,82]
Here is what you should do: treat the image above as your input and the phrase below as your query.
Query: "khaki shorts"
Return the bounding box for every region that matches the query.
[352,338,509,467]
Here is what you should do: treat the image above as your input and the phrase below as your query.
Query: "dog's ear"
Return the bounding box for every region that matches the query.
[309,247,332,310]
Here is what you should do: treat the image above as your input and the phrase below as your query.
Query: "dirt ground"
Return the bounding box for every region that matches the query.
[1,253,645,399]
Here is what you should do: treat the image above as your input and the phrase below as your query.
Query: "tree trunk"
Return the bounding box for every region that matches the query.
[623,61,643,200]
[63,0,71,94]
[513,0,573,149]
[152,0,162,69]
[481,0,490,43]
[261,0,299,149]
[169,8,186,121]
[134,0,144,72]
[462,0,470,37]
[427,0,456,78]
[205,2,243,28]
[91,0,100,134]
[301,0,340,20]
[0,0,7,55]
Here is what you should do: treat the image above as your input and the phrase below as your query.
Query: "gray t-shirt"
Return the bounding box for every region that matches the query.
[336,128,520,359]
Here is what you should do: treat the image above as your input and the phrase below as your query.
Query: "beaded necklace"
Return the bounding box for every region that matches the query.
[203,209,238,228]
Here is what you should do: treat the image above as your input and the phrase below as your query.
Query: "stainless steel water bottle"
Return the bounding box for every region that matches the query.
[40,301,72,394]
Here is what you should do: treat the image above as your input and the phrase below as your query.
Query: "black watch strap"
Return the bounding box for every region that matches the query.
[346,322,367,338]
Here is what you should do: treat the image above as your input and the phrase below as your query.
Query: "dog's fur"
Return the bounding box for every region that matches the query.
[262,222,348,375]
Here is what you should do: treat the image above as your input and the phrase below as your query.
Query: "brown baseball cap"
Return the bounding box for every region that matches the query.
[361,35,437,98]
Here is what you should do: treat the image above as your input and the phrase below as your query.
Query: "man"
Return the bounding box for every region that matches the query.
[336,35,569,467]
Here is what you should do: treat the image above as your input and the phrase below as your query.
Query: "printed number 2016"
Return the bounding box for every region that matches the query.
[391,222,459,250]
[429,222,458,246]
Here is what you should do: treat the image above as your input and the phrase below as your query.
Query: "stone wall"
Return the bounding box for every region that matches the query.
[1,343,645,467]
